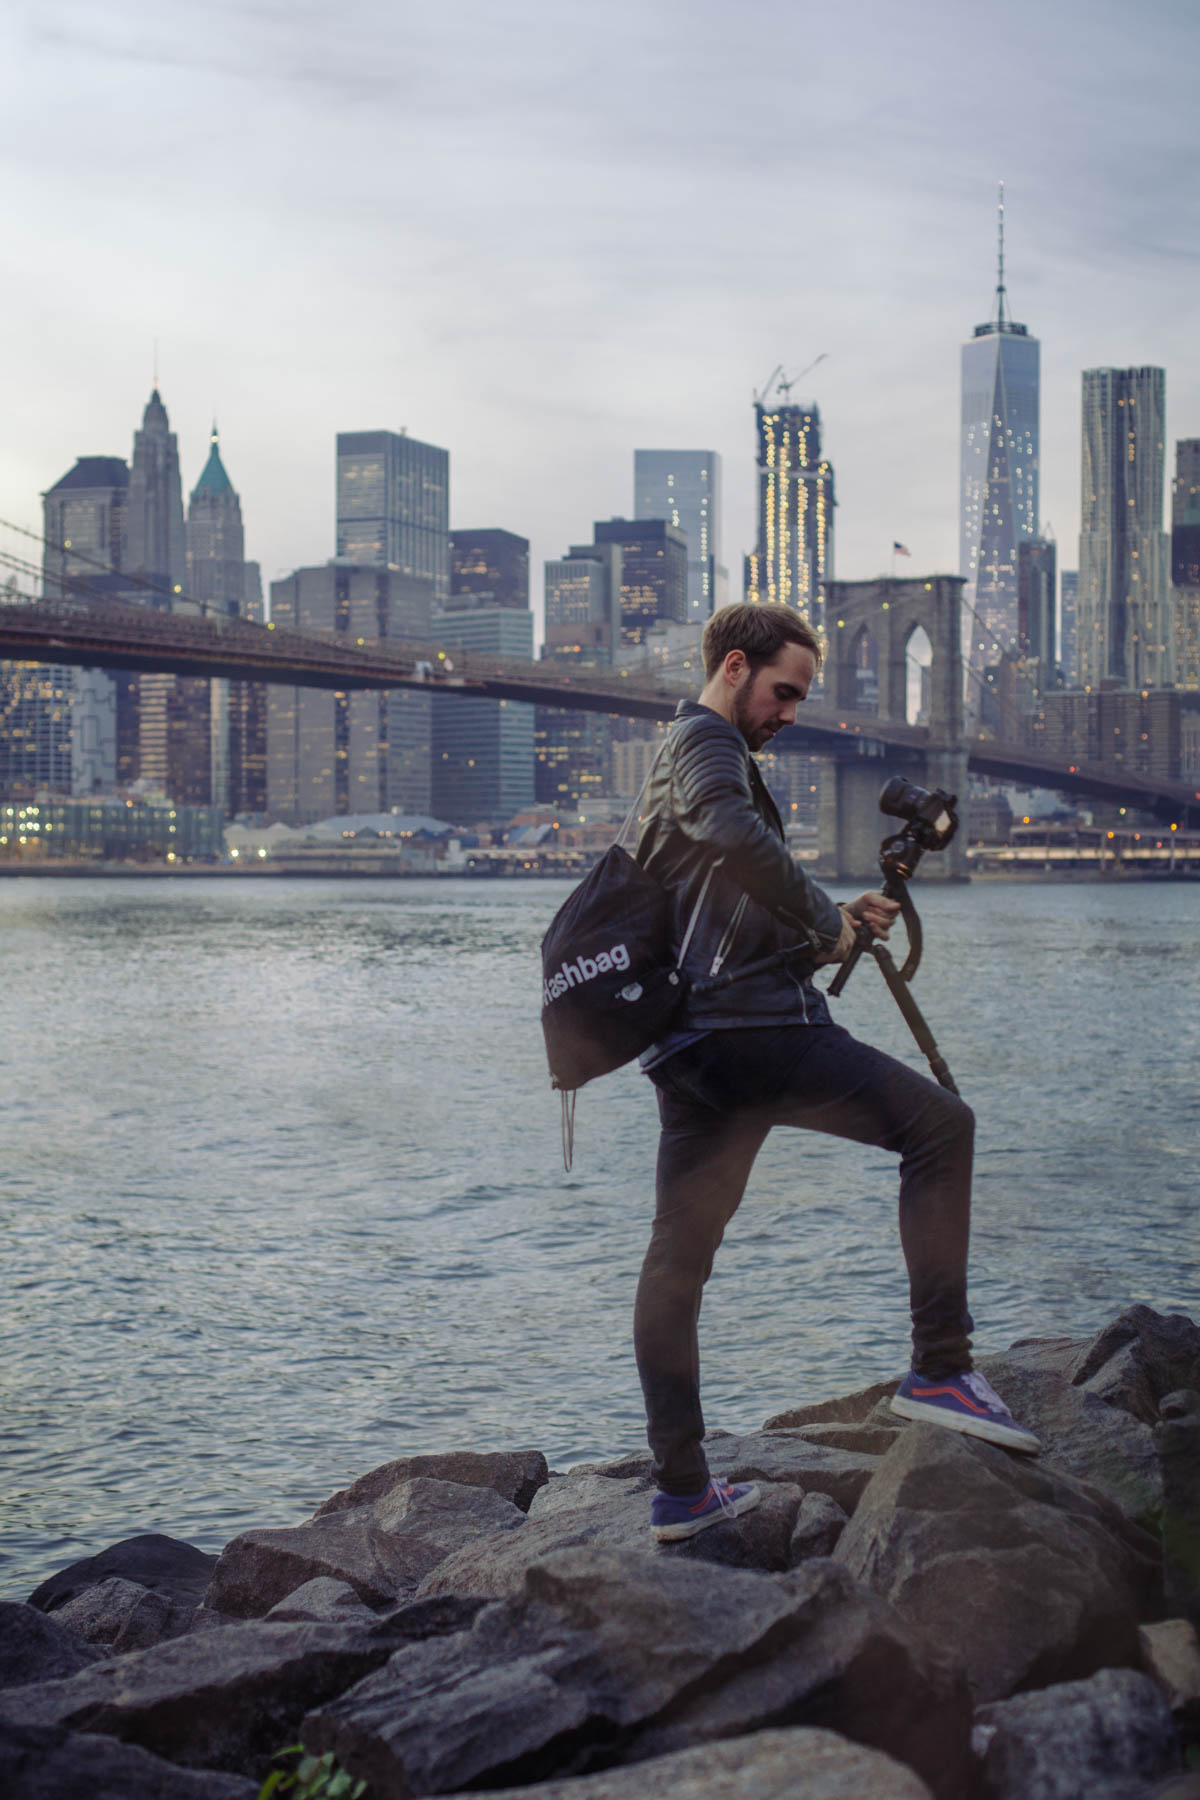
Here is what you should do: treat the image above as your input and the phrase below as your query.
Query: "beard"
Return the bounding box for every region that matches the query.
[731,684,775,750]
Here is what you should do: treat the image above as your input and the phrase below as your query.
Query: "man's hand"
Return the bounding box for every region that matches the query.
[844,890,901,939]
[814,905,860,966]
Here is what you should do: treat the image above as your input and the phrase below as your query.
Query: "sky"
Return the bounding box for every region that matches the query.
[2,0,1197,637]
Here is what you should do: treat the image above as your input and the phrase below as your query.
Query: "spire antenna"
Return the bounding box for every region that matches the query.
[995,181,1008,329]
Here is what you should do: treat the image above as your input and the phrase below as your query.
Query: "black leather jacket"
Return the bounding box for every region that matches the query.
[635,700,845,1029]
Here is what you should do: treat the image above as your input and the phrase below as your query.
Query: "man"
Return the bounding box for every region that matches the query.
[634,603,1038,1544]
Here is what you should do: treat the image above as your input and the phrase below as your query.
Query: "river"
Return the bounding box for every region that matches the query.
[1,874,1196,1596]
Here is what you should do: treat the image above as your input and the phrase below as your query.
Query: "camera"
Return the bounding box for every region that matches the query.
[879,778,958,853]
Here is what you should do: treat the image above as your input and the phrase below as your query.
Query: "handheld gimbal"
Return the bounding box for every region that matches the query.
[827,778,961,1094]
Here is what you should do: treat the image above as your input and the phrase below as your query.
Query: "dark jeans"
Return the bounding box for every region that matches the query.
[634,1024,975,1494]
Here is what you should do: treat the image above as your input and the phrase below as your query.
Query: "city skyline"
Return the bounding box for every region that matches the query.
[1,0,1196,645]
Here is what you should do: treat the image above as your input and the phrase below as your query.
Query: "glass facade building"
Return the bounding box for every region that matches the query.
[1078,367,1170,690]
[536,549,621,812]
[267,565,434,824]
[430,607,535,824]
[336,430,449,601]
[448,529,529,611]
[1172,439,1200,691]
[744,404,834,624]
[633,450,726,620]
[959,257,1040,701]
[1017,538,1057,675]
[25,456,132,799]
[592,518,688,647]
[1059,571,1078,686]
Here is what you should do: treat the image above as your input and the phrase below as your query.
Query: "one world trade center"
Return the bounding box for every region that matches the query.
[959,188,1040,711]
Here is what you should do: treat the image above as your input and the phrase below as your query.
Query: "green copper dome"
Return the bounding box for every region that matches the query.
[192,426,234,499]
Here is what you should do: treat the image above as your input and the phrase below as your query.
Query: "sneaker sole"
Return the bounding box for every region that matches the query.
[890,1394,1041,1455]
[651,1483,762,1542]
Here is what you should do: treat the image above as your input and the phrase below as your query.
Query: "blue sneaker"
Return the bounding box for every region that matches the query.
[650,1478,761,1542]
[891,1369,1040,1454]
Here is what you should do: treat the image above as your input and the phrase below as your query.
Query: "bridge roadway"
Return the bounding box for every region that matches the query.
[3,593,1198,827]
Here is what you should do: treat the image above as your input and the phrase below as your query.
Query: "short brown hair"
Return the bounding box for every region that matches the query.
[701,603,823,679]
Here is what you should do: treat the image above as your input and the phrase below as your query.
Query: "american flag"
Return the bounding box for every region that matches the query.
[892,541,911,557]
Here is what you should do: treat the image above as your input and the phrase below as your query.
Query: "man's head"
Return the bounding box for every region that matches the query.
[699,603,822,750]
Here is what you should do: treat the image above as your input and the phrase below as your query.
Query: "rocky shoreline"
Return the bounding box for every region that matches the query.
[3,1304,1199,1800]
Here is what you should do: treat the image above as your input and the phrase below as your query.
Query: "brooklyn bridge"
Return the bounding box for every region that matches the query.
[2,581,1197,872]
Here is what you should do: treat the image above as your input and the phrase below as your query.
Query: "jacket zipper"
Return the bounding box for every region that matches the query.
[709,892,748,977]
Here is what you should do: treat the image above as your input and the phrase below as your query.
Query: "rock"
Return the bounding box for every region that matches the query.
[791,1421,906,1455]
[764,1378,900,1429]
[703,1431,884,1514]
[974,1343,1161,1526]
[972,1667,1180,1800]
[1157,1391,1200,1626]
[205,1477,526,1617]
[0,1603,105,1690]
[27,1535,216,1617]
[420,1477,804,1598]
[453,1725,935,1798]
[0,1600,483,1782]
[1071,1308,1200,1425]
[834,1423,1161,1704]
[265,1578,380,1624]
[791,1492,849,1561]
[1140,1620,1200,1716]
[0,1717,257,1798]
[306,1547,971,1800]
[49,1577,193,1654]
[313,1448,549,1518]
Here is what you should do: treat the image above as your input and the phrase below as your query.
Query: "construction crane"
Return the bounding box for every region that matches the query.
[752,354,828,408]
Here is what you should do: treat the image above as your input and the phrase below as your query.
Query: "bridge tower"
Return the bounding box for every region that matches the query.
[818,575,968,880]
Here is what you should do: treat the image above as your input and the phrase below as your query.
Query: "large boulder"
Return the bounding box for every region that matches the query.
[972,1667,1181,1800]
[314,1447,548,1517]
[306,1547,972,1799]
[27,1535,216,1618]
[764,1379,900,1430]
[0,1603,105,1690]
[48,1577,193,1654]
[419,1474,805,1598]
[0,1600,480,1782]
[454,1725,935,1798]
[834,1423,1161,1704]
[1156,1390,1200,1626]
[205,1477,526,1617]
[702,1430,884,1514]
[975,1343,1161,1526]
[0,1717,256,1798]
[1070,1308,1200,1424]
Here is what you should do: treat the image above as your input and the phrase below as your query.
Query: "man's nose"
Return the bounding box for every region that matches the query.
[781,701,798,724]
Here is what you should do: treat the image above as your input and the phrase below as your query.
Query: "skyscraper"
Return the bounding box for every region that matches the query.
[448,529,529,611]
[186,427,255,816]
[1017,538,1057,677]
[535,547,621,811]
[1059,571,1079,687]
[430,606,535,824]
[634,450,726,620]
[959,190,1040,696]
[592,518,688,647]
[1172,438,1200,691]
[126,388,212,800]
[336,430,449,601]
[126,389,187,606]
[266,565,434,823]
[744,398,834,624]
[33,456,131,796]
[1078,367,1171,690]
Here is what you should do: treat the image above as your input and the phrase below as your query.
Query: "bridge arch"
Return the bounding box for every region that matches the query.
[824,575,964,747]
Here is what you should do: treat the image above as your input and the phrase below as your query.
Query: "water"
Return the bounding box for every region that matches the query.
[2,874,1197,1597]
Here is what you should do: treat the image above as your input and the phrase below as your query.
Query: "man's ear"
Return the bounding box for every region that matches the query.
[723,649,749,686]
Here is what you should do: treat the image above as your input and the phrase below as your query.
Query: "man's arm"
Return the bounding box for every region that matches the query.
[671,716,844,950]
